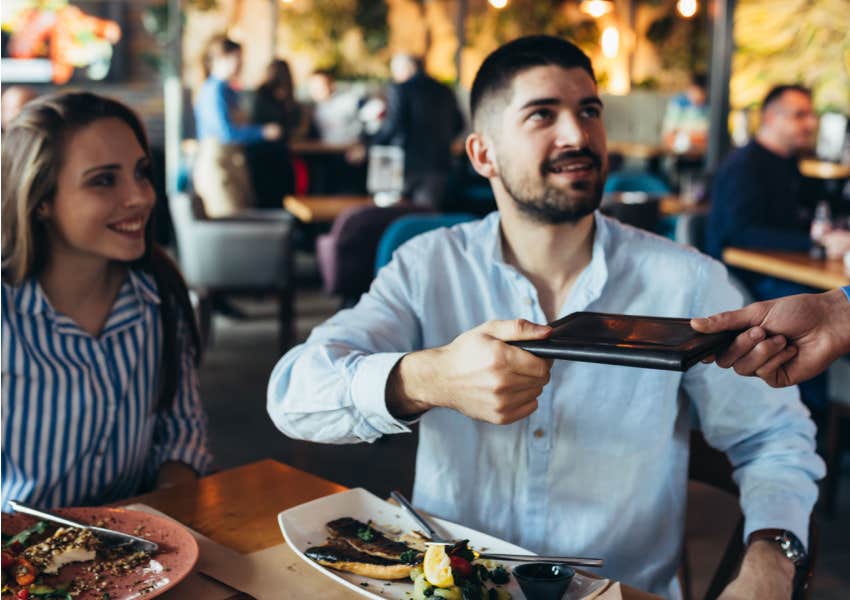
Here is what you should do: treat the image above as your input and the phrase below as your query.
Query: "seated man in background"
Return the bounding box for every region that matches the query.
[706,84,850,300]
[268,37,822,599]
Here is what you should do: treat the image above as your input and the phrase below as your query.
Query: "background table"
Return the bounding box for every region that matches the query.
[723,247,850,290]
[283,195,373,224]
[130,459,659,599]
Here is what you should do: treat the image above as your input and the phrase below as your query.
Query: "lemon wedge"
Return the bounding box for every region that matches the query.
[423,544,454,588]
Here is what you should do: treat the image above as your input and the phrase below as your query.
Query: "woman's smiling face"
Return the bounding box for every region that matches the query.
[41,117,155,265]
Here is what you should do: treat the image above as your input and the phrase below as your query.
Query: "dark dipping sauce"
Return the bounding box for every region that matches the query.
[512,563,575,600]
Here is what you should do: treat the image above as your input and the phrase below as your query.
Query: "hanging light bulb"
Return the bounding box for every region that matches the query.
[489,0,508,9]
[579,0,614,19]
[601,25,619,58]
[676,0,698,18]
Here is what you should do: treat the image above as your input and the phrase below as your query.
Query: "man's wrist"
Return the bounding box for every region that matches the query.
[824,288,850,354]
[744,539,796,583]
[386,349,440,418]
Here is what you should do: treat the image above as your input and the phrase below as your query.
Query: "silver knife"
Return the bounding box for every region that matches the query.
[9,500,159,553]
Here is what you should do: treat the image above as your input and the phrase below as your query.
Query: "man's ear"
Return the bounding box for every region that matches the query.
[465,131,498,179]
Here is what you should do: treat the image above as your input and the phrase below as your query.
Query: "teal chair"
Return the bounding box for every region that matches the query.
[375,213,477,273]
[604,171,675,239]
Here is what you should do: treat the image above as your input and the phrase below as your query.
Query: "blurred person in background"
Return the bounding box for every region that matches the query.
[706,84,850,414]
[1,92,211,510]
[1,85,38,132]
[307,70,364,146]
[369,53,464,210]
[247,59,304,208]
[193,36,281,217]
[661,73,709,155]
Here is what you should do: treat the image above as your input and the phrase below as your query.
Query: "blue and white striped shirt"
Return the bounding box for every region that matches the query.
[2,270,212,510]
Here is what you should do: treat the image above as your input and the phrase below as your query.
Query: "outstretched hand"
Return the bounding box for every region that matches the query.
[691,289,850,387]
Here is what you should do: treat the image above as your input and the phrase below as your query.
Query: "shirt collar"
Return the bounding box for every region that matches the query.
[13,268,160,317]
[480,210,610,310]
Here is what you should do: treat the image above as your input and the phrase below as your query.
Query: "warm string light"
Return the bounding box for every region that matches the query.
[579,0,614,19]
[601,25,619,58]
[488,0,508,8]
[676,0,698,18]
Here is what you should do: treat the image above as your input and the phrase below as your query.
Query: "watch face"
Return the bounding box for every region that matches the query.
[779,531,807,565]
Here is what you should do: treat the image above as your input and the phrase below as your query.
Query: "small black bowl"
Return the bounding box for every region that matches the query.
[512,563,575,600]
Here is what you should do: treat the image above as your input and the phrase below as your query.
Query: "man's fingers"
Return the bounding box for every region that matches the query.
[715,327,768,368]
[478,318,552,342]
[754,346,798,387]
[501,343,553,379]
[691,302,768,334]
[730,336,788,376]
[499,398,539,424]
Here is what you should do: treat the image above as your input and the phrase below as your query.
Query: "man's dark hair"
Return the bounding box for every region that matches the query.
[690,73,708,90]
[470,35,595,126]
[761,84,811,114]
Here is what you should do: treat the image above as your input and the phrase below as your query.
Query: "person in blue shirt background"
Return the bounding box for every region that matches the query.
[192,36,281,217]
[1,92,211,510]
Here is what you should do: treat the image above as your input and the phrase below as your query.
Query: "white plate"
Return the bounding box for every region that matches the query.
[278,487,606,600]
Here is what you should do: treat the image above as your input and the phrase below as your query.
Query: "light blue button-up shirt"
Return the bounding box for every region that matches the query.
[268,212,823,599]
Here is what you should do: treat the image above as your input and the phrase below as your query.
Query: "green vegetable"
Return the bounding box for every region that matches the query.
[356,525,375,542]
[3,521,47,548]
[489,566,509,585]
[400,549,421,564]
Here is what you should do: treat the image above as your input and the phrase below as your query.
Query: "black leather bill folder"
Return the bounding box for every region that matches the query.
[508,312,740,371]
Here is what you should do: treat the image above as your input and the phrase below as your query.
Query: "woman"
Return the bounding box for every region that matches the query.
[1,92,211,510]
[193,36,281,216]
[247,59,303,207]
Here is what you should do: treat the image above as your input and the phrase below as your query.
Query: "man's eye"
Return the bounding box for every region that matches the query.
[581,106,602,118]
[528,109,552,122]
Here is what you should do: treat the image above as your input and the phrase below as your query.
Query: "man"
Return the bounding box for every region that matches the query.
[692,286,850,387]
[706,84,850,298]
[370,53,465,209]
[268,37,822,599]
[307,70,364,146]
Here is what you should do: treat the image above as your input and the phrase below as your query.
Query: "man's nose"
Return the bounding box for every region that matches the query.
[554,113,587,147]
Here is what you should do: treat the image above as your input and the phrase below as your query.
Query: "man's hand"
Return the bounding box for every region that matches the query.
[718,541,794,600]
[262,123,283,141]
[691,289,850,387]
[387,319,553,424]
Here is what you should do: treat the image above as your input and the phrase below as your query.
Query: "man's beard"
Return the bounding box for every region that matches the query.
[498,149,604,224]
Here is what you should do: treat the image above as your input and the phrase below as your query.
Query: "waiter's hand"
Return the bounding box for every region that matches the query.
[691,289,850,387]
[387,319,553,424]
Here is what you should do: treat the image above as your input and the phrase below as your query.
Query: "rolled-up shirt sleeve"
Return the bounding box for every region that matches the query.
[267,252,424,444]
[150,319,213,476]
[684,260,825,549]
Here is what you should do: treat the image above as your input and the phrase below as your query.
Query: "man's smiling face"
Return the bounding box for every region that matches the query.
[483,65,608,224]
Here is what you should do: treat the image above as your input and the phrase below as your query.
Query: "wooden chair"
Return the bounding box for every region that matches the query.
[682,431,818,600]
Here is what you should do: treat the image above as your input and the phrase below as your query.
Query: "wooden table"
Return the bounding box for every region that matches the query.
[659,196,709,216]
[723,247,850,290]
[799,159,850,180]
[130,459,659,599]
[284,194,373,224]
[290,140,357,156]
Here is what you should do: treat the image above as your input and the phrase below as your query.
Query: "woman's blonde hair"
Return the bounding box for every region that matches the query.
[1,91,152,284]
[1,91,200,409]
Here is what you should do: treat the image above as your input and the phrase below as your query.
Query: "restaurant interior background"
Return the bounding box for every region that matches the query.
[1,0,849,598]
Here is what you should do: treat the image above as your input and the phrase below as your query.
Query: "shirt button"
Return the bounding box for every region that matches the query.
[525,297,534,306]
[533,428,545,439]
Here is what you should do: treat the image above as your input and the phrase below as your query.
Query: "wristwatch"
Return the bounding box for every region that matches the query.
[747,529,807,567]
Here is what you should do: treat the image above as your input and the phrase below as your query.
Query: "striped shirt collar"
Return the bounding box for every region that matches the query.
[11,268,160,318]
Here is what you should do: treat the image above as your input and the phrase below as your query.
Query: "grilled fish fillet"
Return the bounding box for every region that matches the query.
[326,517,418,561]
[305,540,412,580]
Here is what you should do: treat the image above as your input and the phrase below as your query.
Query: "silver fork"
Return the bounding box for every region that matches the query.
[390,490,603,568]
[9,501,159,553]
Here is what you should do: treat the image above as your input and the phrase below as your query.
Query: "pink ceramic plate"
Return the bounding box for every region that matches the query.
[2,507,198,600]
